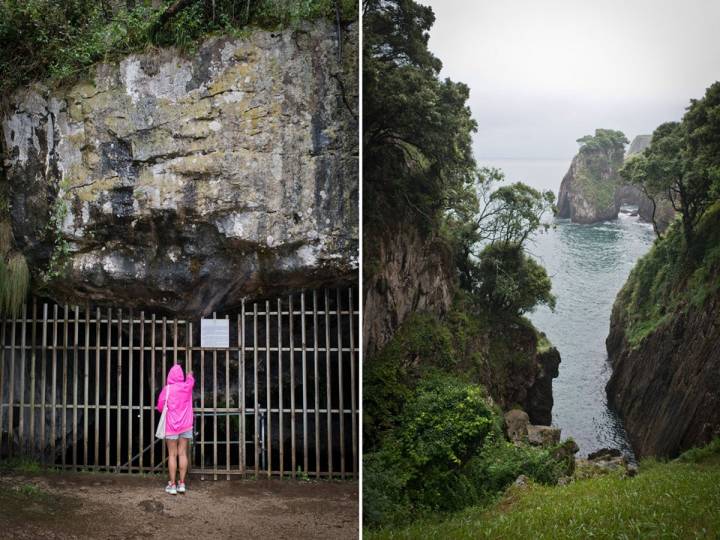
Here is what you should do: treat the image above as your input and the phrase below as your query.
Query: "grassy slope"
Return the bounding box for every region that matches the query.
[367,442,720,539]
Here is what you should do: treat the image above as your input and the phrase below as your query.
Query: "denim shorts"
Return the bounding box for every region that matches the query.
[165,429,193,440]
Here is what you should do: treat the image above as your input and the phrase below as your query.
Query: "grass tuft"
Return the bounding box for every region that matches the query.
[4,253,30,316]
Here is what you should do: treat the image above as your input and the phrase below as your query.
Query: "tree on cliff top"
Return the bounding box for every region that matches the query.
[363,0,477,231]
[620,82,720,253]
[576,128,628,158]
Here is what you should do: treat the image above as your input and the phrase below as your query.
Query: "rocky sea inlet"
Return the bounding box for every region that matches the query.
[481,158,656,457]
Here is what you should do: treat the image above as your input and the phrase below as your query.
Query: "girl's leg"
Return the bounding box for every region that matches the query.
[167,439,178,484]
[178,437,189,483]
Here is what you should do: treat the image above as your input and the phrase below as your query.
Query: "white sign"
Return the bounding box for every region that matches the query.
[201,319,229,348]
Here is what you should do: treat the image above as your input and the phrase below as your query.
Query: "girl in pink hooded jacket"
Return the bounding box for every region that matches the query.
[157,364,195,495]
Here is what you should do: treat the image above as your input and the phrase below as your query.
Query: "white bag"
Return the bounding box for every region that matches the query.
[155,386,170,439]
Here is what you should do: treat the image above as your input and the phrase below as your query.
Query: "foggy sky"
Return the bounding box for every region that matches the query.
[424,0,720,159]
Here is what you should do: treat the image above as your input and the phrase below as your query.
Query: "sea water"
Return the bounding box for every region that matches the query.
[480,158,656,456]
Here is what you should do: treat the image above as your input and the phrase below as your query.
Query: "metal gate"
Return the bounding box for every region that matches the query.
[0,287,359,479]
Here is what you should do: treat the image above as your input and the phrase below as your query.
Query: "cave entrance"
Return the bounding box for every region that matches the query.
[0,287,359,480]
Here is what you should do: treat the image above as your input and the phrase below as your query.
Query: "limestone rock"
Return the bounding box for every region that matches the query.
[1,21,358,316]
[578,447,632,476]
[527,425,561,447]
[504,409,530,444]
[552,438,580,476]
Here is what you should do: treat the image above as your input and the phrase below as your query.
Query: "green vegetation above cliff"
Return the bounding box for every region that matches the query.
[0,0,356,94]
[367,439,720,539]
[576,128,628,156]
[573,129,628,211]
[615,200,720,347]
[614,83,720,346]
[620,82,720,251]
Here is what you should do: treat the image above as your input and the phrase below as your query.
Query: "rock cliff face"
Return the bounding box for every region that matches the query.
[557,144,624,224]
[475,327,560,426]
[606,292,720,458]
[1,21,358,316]
[626,134,651,156]
[606,204,720,458]
[363,224,453,356]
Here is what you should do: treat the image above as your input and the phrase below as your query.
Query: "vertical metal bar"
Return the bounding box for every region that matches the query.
[150,314,156,471]
[301,292,308,475]
[324,289,332,478]
[94,308,100,469]
[289,295,295,478]
[128,309,134,472]
[41,304,48,458]
[200,316,205,473]
[265,300,271,478]
[139,312,145,471]
[84,305,90,468]
[106,308,111,469]
[61,305,68,466]
[213,312,218,481]
[277,298,283,477]
[71,305,79,469]
[253,304,259,476]
[240,301,246,475]
[313,291,320,478]
[349,288,357,477]
[185,320,191,373]
[18,304,26,453]
[9,313,16,458]
[187,320,193,472]
[161,316,166,472]
[51,305,58,463]
[173,319,178,366]
[225,314,230,480]
[116,309,122,470]
[336,289,345,479]
[30,300,37,455]
[0,317,5,454]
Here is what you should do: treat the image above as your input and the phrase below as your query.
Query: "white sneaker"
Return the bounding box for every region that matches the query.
[177,482,186,494]
[165,482,177,495]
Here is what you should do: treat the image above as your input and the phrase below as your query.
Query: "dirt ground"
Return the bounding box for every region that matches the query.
[0,470,358,539]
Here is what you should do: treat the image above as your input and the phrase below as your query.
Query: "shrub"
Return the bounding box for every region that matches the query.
[475,242,555,315]
[363,372,567,528]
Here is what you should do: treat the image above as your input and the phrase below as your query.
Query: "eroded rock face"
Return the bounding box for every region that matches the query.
[363,223,453,356]
[557,143,625,224]
[1,21,358,316]
[606,292,720,458]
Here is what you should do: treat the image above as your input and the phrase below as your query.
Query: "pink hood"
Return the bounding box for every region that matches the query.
[157,364,195,436]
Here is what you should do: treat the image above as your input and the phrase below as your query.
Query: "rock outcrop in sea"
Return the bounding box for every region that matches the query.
[1,21,358,317]
[557,130,627,224]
